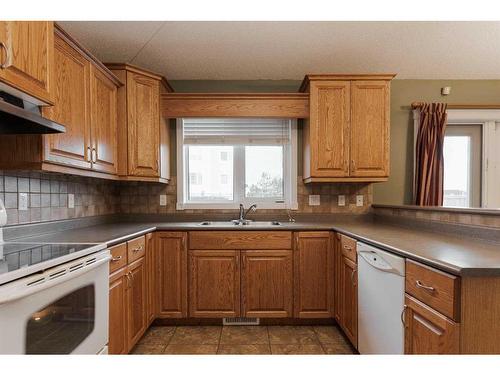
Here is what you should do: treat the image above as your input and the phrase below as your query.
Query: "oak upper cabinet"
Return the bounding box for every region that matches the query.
[337,234,358,348]
[404,295,460,354]
[126,256,147,350]
[300,74,394,183]
[90,65,118,174]
[157,232,188,318]
[241,250,293,318]
[189,250,241,318]
[0,21,54,104]
[107,64,171,183]
[305,80,350,178]
[294,232,334,318]
[350,81,390,177]
[42,31,92,170]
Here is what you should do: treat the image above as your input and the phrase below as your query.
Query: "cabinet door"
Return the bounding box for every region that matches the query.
[340,255,358,347]
[189,250,240,318]
[109,268,127,354]
[127,72,160,177]
[145,232,157,325]
[42,33,92,169]
[90,66,117,174]
[350,81,390,177]
[294,232,334,318]
[126,257,147,351]
[157,232,187,318]
[404,295,459,354]
[308,81,350,177]
[0,21,54,104]
[241,250,293,318]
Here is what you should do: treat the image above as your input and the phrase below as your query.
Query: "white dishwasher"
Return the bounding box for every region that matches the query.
[357,242,405,354]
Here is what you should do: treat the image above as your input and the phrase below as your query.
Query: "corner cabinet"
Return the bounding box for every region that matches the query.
[0,21,54,104]
[107,63,171,183]
[300,74,394,183]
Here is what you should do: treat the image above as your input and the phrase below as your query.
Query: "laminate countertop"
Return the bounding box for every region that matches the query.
[9,216,500,277]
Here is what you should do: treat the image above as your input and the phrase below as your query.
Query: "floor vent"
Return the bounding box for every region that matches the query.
[223,317,260,326]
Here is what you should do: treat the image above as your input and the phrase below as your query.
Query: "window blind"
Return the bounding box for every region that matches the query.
[182,118,291,145]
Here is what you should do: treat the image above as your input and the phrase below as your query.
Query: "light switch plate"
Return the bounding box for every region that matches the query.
[68,194,75,209]
[18,193,28,211]
[308,195,320,206]
[159,195,167,206]
[338,195,346,206]
[356,195,364,207]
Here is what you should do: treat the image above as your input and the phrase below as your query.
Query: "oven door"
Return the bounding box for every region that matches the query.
[0,250,110,354]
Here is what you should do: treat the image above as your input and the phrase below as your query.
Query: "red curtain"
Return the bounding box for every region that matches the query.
[414,103,448,206]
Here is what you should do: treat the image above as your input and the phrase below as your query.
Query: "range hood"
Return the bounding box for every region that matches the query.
[0,92,66,134]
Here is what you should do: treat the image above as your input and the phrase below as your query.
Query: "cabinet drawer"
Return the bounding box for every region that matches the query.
[189,231,292,250]
[127,236,146,263]
[340,234,357,263]
[109,243,127,273]
[405,260,460,321]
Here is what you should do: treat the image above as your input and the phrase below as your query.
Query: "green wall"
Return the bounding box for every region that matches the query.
[376,80,500,205]
[169,79,500,205]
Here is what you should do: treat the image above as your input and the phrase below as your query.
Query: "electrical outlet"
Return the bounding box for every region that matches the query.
[18,193,28,211]
[308,195,320,206]
[68,194,75,209]
[159,195,167,206]
[338,195,346,206]
[356,195,364,207]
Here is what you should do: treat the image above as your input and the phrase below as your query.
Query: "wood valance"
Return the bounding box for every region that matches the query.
[161,93,310,118]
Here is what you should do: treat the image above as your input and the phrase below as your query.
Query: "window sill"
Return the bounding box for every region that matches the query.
[176,202,298,210]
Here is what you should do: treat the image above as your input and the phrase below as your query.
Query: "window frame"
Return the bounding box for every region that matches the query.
[176,118,298,210]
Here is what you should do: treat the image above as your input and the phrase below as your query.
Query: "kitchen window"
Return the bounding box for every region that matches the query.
[177,118,297,209]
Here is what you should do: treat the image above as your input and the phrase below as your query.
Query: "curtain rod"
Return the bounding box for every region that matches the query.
[410,101,500,110]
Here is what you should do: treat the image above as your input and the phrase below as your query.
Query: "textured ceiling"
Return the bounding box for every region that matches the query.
[58,21,500,80]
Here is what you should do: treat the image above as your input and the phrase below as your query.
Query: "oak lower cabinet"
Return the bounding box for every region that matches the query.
[300,74,394,183]
[336,234,358,348]
[294,232,334,318]
[157,232,188,318]
[108,235,150,354]
[404,294,459,354]
[241,250,293,318]
[108,267,128,354]
[189,250,241,318]
[126,257,147,350]
[0,21,54,104]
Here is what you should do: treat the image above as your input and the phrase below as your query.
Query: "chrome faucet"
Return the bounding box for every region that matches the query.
[234,203,257,225]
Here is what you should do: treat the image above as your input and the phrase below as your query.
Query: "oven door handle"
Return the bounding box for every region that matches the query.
[0,253,111,305]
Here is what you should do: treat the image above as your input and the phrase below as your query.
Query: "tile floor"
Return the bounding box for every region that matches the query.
[131,325,356,355]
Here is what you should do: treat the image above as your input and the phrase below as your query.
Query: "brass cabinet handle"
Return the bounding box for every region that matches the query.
[87,147,93,164]
[0,42,9,69]
[415,280,435,292]
[133,245,143,253]
[111,255,122,262]
[351,268,357,285]
[125,271,132,288]
[351,159,356,171]
[401,305,407,326]
[343,245,352,251]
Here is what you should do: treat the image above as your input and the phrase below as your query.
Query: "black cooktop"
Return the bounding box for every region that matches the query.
[0,242,104,285]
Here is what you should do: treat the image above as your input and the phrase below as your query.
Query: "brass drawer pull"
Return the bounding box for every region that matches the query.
[416,280,435,291]
[111,255,123,262]
[343,245,352,251]
[0,42,9,69]
[133,245,143,253]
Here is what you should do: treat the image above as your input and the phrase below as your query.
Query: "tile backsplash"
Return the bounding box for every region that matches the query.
[0,171,372,226]
[0,171,118,226]
[117,176,372,215]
